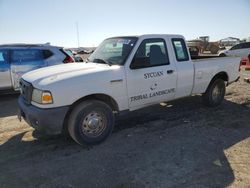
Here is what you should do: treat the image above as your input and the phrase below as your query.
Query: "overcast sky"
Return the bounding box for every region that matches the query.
[0,0,249,47]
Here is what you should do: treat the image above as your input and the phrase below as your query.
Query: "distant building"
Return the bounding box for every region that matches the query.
[220,37,240,47]
[247,37,250,42]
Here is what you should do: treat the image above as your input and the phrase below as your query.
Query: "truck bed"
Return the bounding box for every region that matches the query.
[192,56,241,94]
[191,55,221,60]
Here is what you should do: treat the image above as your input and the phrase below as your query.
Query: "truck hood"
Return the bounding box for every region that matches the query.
[22,62,121,88]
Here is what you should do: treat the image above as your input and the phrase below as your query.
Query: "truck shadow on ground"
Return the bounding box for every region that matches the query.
[0,97,250,187]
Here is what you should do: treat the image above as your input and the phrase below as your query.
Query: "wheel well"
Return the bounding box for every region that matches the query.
[212,72,229,82]
[206,72,228,91]
[62,94,119,133]
[202,72,228,96]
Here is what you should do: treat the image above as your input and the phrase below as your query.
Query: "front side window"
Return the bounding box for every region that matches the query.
[88,37,138,65]
[11,49,43,63]
[130,38,169,69]
[242,42,250,49]
[230,44,242,50]
[172,38,189,61]
[0,50,9,64]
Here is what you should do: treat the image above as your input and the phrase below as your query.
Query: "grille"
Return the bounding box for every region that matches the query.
[20,79,33,104]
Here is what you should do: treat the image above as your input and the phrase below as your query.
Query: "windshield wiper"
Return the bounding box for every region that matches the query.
[93,58,112,66]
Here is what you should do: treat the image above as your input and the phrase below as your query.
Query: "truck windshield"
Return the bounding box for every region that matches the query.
[88,37,138,65]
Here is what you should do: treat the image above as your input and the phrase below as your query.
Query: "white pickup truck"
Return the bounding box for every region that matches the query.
[18,34,240,145]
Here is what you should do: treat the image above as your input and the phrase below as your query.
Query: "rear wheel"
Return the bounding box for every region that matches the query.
[68,100,114,145]
[202,79,226,107]
[219,53,226,57]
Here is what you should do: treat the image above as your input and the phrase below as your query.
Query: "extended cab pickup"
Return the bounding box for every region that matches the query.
[18,34,240,145]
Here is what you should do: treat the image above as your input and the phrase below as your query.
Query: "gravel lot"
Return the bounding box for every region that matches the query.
[0,70,250,188]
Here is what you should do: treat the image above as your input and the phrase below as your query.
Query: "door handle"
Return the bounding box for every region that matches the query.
[167,70,174,74]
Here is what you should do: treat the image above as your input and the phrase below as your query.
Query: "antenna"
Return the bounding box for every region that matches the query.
[76,22,80,47]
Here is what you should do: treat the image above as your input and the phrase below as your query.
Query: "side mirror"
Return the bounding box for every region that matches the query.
[130,58,141,69]
[130,57,149,69]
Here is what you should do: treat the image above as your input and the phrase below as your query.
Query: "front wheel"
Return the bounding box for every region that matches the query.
[202,79,226,107]
[68,100,114,145]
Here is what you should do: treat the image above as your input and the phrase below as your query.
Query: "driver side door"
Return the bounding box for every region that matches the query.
[126,38,177,110]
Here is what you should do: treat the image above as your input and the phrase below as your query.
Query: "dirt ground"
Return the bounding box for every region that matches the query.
[0,70,250,188]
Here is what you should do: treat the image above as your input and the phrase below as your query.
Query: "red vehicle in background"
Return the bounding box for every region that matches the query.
[240,54,250,70]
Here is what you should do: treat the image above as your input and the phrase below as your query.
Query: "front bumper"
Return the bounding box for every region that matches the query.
[18,97,69,135]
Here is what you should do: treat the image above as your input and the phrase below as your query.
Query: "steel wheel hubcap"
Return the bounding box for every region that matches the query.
[88,118,99,129]
[82,112,106,137]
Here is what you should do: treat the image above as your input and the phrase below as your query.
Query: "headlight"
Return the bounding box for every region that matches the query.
[32,89,53,104]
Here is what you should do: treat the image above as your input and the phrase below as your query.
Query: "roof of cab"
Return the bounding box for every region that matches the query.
[106,34,184,40]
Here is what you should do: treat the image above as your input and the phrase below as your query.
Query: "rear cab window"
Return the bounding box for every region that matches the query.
[172,38,189,62]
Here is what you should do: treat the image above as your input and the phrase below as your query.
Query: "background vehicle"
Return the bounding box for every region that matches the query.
[240,54,250,70]
[64,49,84,62]
[77,49,94,55]
[73,56,84,62]
[187,36,220,54]
[219,42,250,57]
[0,44,74,92]
[18,34,241,145]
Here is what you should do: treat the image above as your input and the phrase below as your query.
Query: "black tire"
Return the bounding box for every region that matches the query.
[68,100,114,145]
[219,53,226,57]
[202,79,226,107]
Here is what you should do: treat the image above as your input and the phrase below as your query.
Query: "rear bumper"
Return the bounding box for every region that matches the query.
[18,97,69,135]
